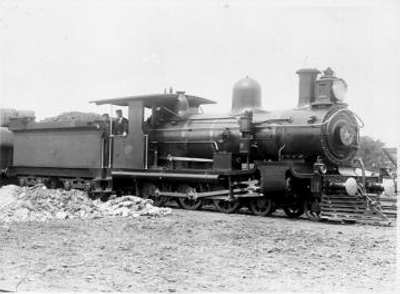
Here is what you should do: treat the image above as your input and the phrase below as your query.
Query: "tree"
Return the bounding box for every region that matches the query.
[356,136,390,171]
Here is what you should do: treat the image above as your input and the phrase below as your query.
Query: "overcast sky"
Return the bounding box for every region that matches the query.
[1,0,399,146]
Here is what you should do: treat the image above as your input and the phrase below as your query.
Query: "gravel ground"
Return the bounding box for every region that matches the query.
[0,208,398,293]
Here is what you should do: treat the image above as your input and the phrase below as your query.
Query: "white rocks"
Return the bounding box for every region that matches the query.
[100,195,171,218]
[0,185,22,208]
[55,211,68,219]
[0,185,172,223]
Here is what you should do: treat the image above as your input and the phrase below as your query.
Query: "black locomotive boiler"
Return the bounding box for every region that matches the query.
[5,67,393,222]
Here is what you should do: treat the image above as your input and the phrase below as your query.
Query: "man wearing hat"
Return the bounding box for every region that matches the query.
[114,109,129,136]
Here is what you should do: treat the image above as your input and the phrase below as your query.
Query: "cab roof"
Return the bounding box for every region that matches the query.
[91,93,216,108]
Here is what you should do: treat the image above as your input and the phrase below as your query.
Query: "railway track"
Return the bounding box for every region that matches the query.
[162,195,397,226]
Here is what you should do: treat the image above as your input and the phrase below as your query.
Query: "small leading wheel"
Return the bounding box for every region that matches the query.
[248,197,274,216]
[176,184,204,210]
[283,205,304,218]
[213,198,241,214]
[304,198,322,221]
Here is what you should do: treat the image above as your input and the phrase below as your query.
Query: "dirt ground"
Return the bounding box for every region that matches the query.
[0,206,398,293]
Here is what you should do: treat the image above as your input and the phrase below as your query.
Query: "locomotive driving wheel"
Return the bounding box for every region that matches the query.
[176,184,204,210]
[213,197,241,214]
[142,182,167,207]
[304,197,322,221]
[248,196,274,216]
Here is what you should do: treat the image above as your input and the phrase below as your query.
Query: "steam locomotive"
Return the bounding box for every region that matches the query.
[3,67,394,222]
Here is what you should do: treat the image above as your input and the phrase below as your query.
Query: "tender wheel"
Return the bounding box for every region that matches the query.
[100,193,111,202]
[248,197,274,216]
[304,198,322,221]
[63,179,72,191]
[176,185,204,210]
[213,198,241,214]
[115,189,124,197]
[283,205,304,218]
[45,177,60,189]
[142,183,167,207]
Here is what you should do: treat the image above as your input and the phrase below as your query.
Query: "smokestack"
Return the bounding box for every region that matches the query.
[296,68,320,107]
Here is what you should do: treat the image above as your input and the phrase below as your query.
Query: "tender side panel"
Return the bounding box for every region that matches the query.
[13,127,103,168]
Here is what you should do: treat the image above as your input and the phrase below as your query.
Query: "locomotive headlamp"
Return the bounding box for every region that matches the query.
[314,69,348,105]
[332,78,348,101]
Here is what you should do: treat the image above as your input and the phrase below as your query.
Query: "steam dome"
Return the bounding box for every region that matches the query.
[231,76,262,114]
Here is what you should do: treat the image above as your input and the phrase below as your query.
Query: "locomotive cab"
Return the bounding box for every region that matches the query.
[91,93,216,171]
